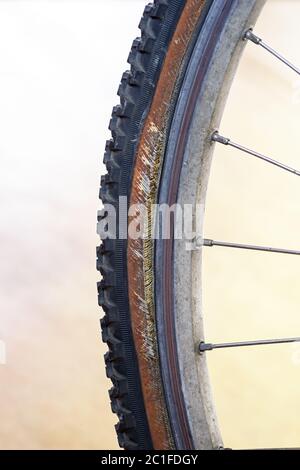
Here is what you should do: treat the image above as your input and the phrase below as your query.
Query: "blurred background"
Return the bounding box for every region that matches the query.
[0,0,299,450]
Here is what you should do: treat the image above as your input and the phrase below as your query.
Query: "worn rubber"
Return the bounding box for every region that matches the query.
[97,0,185,450]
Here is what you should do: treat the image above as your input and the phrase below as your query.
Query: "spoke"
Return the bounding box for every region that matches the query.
[201,238,300,256]
[244,29,300,76]
[212,131,300,176]
[199,337,300,352]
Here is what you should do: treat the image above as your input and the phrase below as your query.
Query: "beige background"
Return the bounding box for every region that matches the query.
[0,0,299,450]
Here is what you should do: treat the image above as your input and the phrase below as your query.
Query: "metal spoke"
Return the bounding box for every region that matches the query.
[244,29,300,76]
[212,131,300,176]
[199,337,300,352]
[201,238,300,256]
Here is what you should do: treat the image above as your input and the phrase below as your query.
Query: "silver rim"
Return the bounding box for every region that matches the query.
[164,0,266,449]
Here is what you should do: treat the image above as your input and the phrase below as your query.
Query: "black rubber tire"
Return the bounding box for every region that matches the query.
[97,0,187,450]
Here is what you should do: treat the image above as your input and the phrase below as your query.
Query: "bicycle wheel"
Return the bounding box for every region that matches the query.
[97,0,268,450]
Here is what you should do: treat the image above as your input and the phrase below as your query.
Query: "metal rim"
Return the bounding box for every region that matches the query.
[156,0,267,450]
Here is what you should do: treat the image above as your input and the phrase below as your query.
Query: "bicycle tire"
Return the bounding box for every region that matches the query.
[97,0,266,450]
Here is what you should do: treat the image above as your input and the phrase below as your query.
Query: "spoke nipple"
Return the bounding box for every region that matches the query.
[203,238,213,247]
[194,237,215,249]
[244,29,262,45]
[211,131,230,145]
[199,342,213,353]
[194,236,204,248]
